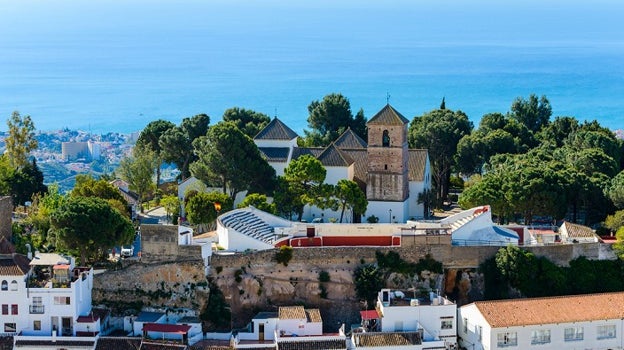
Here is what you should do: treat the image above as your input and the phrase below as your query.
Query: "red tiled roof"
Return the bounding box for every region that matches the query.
[77,313,100,323]
[0,253,31,276]
[360,310,379,320]
[143,323,191,334]
[472,292,624,328]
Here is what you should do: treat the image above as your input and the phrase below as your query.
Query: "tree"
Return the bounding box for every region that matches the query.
[353,264,384,309]
[510,94,552,133]
[10,159,47,206]
[160,195,180,223]
[334,179,367,223]
[608,171,624,209]
[159,114,209,180]
[5,111,38,169]
[117,145,156,212]
[50,196,134,264]
[71,174,130,216]
[222,107,271,138]
[237,193,276,214]
[409,108,472,200]
[185,191,231,232]
[302,93,366,146]
[190,121,276,200]
[283,155,326,221]
[136,120,176,185]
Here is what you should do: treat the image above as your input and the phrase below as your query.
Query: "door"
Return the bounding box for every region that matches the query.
[259,323,265,341]
[62,317,72,336]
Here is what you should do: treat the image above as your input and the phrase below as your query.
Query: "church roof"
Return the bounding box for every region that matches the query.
[367,104,409,126]
[258,147,290,162]
[334,128,367,149]
[316,143,354,167]
[408,149,428,181]
[291,147,324,160]
[340,149,368,185]
[254,118,298,140]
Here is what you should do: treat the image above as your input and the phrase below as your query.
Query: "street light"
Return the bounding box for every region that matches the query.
[388,209,392,223]
[214,202,222,214]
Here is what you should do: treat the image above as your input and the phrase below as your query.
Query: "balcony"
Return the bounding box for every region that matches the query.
[29,305,45,314]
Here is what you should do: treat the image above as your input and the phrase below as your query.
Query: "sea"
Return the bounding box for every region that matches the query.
[1,0,623,135]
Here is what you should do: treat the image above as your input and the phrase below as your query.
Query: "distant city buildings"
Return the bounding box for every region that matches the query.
[61,141,101,161]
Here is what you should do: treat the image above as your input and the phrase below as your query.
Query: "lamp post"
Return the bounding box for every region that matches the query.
[214,202,222,216]
[388,209,392,223]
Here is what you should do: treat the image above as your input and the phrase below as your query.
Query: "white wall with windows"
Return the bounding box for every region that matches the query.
[459,303,624,350]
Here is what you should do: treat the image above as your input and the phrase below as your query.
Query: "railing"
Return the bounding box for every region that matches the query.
[29,305,45,314]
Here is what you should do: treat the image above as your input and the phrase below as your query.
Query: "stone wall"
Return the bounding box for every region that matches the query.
[0,196,12,241]
[141,224,202,263]
[92,260,208,314]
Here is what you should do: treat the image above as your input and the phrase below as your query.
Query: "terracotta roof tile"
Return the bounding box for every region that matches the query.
[0,253,30,276]
[472,292,624,328]
[15,339,96,347]
[562,221,596,238]
[279,306,306,320]
[339,149,368,187]
[305,309,322,323]
[277,339,346,350]
[366,105,409,126]
[140,341,188,350]
[96,337,142,350]
[255,118,298,140]
[334,128,367,149]
[353,331,422,347]
[408,149,428,182]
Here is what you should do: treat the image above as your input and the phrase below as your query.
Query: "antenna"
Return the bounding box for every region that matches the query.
[274,107,277,118]
[386,92,391,104]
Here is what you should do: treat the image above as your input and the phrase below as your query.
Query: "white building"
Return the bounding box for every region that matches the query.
[234,306,347,349]
[458,292,624,350]
[0,252,101,350]
[351,288,456,349]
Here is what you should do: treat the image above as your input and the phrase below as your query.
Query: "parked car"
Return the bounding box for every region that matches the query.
[121,245,134,258]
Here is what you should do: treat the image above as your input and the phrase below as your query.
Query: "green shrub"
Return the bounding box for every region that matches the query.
[318,270,330,283]
[234,269,243,283]
[275,246,293,266]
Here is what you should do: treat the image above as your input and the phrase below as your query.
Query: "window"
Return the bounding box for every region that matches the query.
[441,319,453,330]
[33,320,41,331]
[564,326,584,341]
[4,323,16,333]
[497,332,518,347]
[11,304,17,315]
[1,305,7,315]
[382,130,390,147]
[531,329,551,344]
[9,280,17,291]
[476,325,482,341]
[54,296,71,305]
[597,324,616,339]
[1,280,6,291]
[462,318,468,334]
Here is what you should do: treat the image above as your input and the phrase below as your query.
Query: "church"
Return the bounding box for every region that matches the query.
[254,104,431,223]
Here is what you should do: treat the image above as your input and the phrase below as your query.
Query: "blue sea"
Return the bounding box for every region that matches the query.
[1,0,623,134]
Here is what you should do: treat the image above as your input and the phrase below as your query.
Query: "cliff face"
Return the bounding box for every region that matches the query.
[92,261,209,315]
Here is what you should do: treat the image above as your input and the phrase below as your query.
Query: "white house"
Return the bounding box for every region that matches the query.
[458,292,624,350]
[353,288,456,349]
[1,252,105,349]
[233,306,347,349]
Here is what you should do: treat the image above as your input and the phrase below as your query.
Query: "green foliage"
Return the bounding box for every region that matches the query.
[222,107,271,138]
[9,159,47,206]
[608,171,624,210]
[275,245,293,266]
[605,210,624,233]
[319,285,328,299]
[191,121,276,200]
[117,144,157,211]
[409,108,472,200]
[5,111,38,169]
[160,195,180,222]
[159,114,209,180]
[136,119,176,185]
[200,281,231,331]
[71,174,130,216]
[302,93,366,147]
[334,179,368,223]
[353,264,384,308]
[614,227,624,259]
[318,270,330,283]
[234,269,244,283]
[50,196,134,265]
[282,155,327,220]
[237,193,276,214]
[366,215,379,223]
[415,254,444,274]
[509,94,552,133]
[185,191,232,226]
[483,245,624,299]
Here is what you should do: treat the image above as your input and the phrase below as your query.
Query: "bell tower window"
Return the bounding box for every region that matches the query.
[382,130,390,147]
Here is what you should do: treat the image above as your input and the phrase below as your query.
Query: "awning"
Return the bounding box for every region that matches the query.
[143,323,191,334]
[360,310,379,320]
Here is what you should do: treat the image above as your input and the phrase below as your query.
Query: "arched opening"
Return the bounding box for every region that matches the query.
[1,280,7,291]
[382,130,390,147]
[10,280,17,291]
